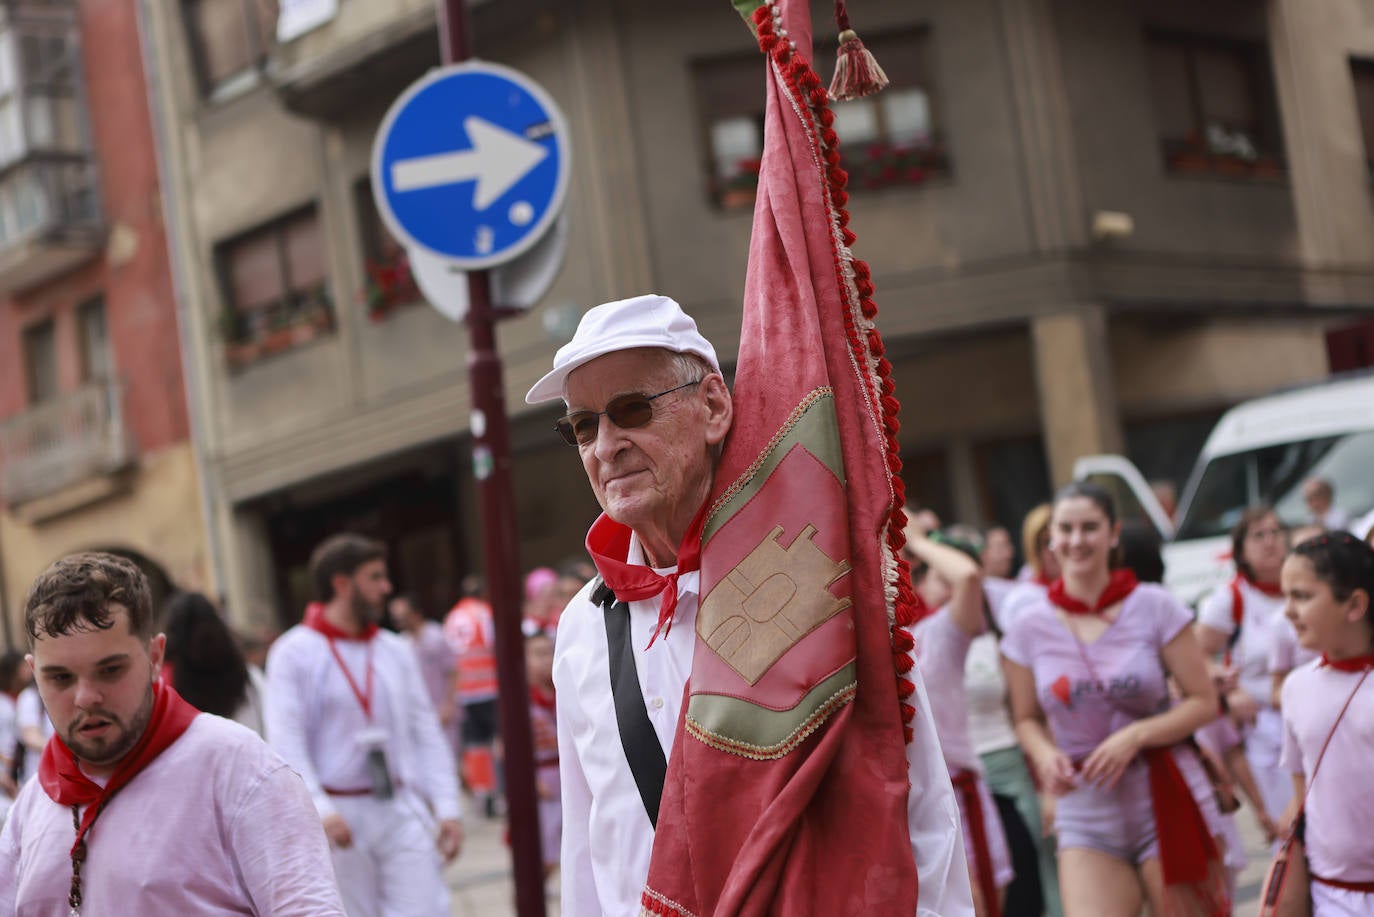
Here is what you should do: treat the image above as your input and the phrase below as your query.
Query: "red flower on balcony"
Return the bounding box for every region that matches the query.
[365,246,421,322]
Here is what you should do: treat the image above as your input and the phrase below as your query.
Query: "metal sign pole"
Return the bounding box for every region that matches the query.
[437,3,547,915]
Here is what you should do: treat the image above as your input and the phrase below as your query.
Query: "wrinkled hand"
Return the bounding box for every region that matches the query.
[322,813,353,849]
[1082,723,1143,791]
[1227,689,1260,727]
[437,819,464,862]
[1034,749,1077,797]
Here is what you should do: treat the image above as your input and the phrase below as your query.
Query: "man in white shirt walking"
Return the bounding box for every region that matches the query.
[0,552,344,916]
[266,534,463,916]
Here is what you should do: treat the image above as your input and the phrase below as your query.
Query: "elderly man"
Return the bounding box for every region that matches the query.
[1302,477,1350,531]
[527,294,972,916]
[0,553,344,915]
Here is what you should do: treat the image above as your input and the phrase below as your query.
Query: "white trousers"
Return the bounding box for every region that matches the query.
[1312,881,1374,917]
[1246,707,1294,822]
[329,793,450,917]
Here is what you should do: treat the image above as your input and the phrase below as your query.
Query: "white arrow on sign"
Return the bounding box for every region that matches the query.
[390,116,548,210]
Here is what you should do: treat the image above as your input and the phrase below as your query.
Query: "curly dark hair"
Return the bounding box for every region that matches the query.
[25,552,153,644]
[161,592,249,718]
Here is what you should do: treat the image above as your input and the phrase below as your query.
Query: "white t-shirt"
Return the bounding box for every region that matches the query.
[12,691,50,786]
[1198,578,1287,705]
[1281,661,1374,883]
[554,532,974,917]
[0,714,345,915]
[265,626,461,822]
[912,607,979,773]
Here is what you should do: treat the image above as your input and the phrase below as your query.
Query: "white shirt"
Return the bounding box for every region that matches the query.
[265,626,461,822]
[0,697,16,781]
[12,692,49,786]
[1198,578,1287,705]
[0,715,345,915]
[1318,506,1351,531]
[965,632,1017,755]
[555,533,973,917]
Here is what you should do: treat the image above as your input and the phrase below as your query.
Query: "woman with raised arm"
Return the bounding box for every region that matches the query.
[1001,482,1228,917]
[1194,505,1292,825]
[905,516,1013,917]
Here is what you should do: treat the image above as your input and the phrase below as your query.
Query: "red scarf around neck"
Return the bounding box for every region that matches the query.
[303,601,379,641]
[529,684,556,711]
[585,509,705,648]
[1238,572,1284,598]
[39,679,199,855]
[1321,652,1374,672]
[1047,569,1139,615]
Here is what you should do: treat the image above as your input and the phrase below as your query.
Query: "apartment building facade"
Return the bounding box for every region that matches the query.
[0,0,210,642]
[140,0,1374,629]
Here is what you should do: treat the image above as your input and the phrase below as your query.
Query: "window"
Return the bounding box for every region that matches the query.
[1353,58,1374,181]
[22,319,57,405]
[1146,31,1284,179]
[217,206,333,368]
[184,0,277,97]
[355,178,420,322]
[77,296,110,382]
[692,27,949,209]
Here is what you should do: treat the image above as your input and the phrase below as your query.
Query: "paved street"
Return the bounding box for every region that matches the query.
[447,794,1273,915]
[446,806,560,917]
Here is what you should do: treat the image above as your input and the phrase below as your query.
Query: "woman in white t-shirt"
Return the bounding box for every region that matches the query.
[904,519,1012,917]
[1194,505,1292,826]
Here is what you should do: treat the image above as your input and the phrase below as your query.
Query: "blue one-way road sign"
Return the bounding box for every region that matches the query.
[372,61,570,270]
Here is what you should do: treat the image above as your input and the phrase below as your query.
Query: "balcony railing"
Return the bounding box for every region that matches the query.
[0,380,133,506]
[0,0,103,292]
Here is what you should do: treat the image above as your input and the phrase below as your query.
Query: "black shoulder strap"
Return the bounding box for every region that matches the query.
[594,579,668,827]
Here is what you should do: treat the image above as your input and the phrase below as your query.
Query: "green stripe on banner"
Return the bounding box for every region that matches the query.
[687,662,857,756]
[703,390,845,545]
[731,0,766,30]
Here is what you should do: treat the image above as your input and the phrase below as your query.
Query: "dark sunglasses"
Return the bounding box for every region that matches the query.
[555,379,703,446]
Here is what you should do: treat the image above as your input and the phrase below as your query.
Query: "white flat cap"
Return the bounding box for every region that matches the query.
[524,294,720,404]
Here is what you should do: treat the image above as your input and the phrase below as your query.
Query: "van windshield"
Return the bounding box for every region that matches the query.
[1175,431,1374,540]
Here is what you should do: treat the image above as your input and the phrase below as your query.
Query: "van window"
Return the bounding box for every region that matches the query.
[1175,431,1374,539]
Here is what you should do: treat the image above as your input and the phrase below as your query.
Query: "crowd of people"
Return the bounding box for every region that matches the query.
[0,293,1372,917]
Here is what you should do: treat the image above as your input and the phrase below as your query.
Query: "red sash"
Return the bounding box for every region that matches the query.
[952,771,1001,917]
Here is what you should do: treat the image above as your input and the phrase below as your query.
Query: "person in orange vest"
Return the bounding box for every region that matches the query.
[443,576,501,817]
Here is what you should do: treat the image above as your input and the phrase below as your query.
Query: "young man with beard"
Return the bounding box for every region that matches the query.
[0,552,344,915]
[266,534,463,916]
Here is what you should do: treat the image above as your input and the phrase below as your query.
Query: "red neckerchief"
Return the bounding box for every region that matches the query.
[1046,569,1139,615]
[304,602,378,718]
[1320,652,1374,672]
[1033,572,1053,588]
[529,684,556,711]
[1238,572,1283,598]
[585,508,706,649]
[39,679,199,856]
[303,601,380,641]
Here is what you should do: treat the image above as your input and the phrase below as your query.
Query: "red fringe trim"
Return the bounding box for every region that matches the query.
[754,3,917,742]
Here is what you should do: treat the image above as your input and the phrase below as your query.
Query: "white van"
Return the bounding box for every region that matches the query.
[1075,373,1374,606]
